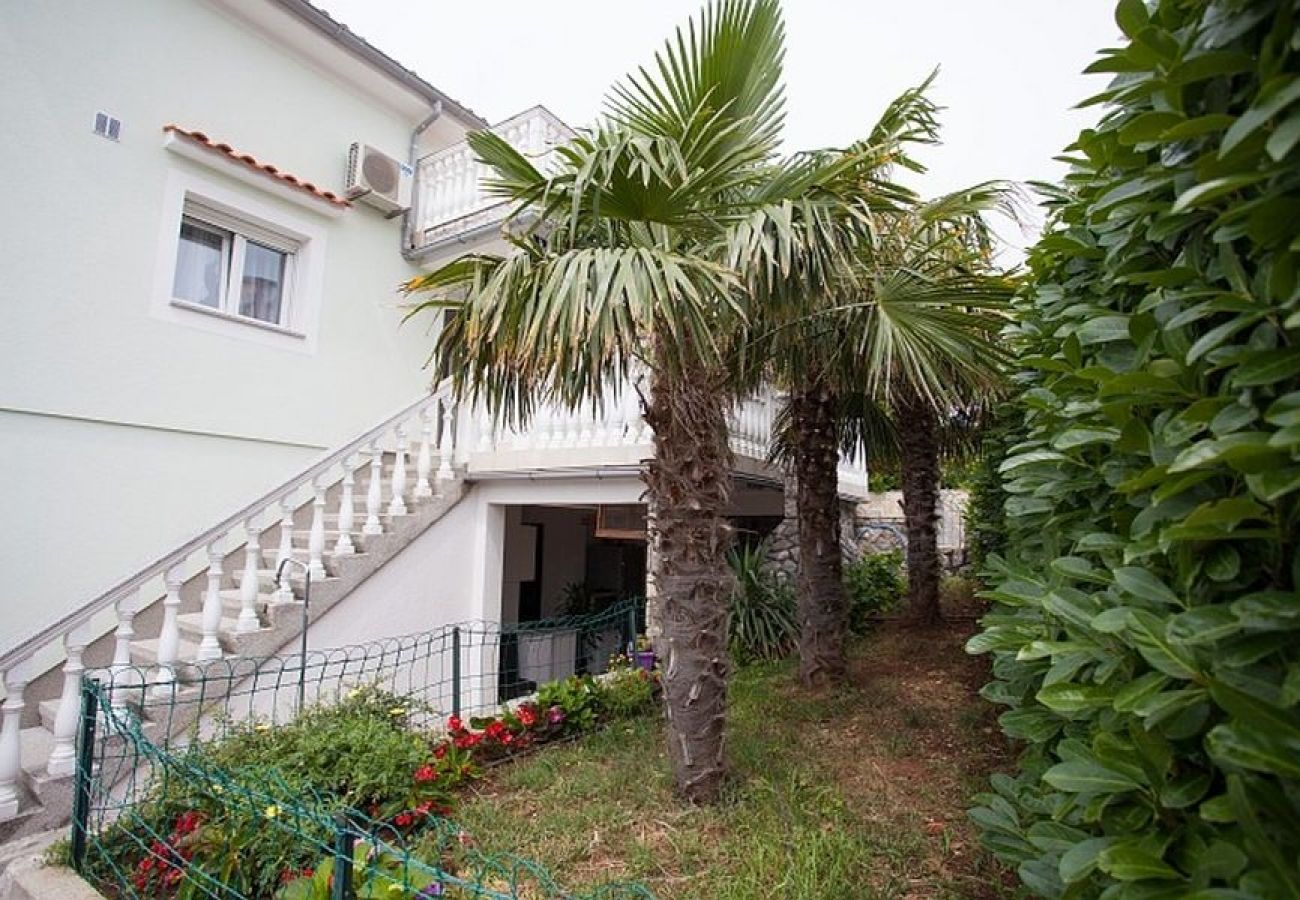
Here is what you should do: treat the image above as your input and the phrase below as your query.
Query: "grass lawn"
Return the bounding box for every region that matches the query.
[455,613,1015,899]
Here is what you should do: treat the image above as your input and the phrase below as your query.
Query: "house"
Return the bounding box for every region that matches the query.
[0,0,869,838]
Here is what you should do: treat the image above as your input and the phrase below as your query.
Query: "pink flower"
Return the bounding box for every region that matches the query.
[547,705,565,725]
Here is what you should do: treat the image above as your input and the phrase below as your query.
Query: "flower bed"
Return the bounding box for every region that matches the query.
[83,660,659,899]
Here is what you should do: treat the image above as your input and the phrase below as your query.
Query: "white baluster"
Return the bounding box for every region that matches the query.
[276,497,295,603]
[152,565,183,691]
[0,663,30,820]
[110,591,139,710]
[413,407,434,500]
[308,478,327,580]
[364,442,384,535]
[621,392,638,445]
[436,404,455,491]
[476,406,493,451]
[335,457,357,555]
[46,636,86,777]
[237,520,261,633]
[388,426,409,517]
[578,403,595,447]
[196,543,224,661]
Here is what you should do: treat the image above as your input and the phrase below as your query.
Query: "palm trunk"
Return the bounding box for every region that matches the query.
[642,363,732,803]
[790,384,848,685]
[895,392,942,625]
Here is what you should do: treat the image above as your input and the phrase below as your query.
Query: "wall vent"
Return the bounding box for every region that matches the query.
[93,112,121,141]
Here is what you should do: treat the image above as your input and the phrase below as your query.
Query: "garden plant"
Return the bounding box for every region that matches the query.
[969,0,1300,895]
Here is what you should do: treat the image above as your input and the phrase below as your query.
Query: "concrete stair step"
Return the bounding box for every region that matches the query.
[130,637,204,676]
[176,613,242,648]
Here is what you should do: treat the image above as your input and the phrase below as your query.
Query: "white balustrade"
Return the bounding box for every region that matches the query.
[388,426,409,517]
[237,520,261,633]
[197,542,224,661]
[335,457,357,555]
[0,662,30,819]
[46,635,85,777]
[364,442,384,536]
[437,404,455,489]
[415,107,574,242]
[308,478,327,580]
[153,566,183,690]
[276,497,296,603]
[110,591,139,710]
[414,409,434,500]
[0,388,454,816]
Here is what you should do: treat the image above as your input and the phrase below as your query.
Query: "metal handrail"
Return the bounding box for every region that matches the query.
[0,382,453,672]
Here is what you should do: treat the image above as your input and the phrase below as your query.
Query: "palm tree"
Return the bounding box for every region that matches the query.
[846,190,1016,624]
[763,139,1015,672]
[405,0,882,802]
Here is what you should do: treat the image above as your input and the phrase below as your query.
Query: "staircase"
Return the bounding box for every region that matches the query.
[0,387,466,843]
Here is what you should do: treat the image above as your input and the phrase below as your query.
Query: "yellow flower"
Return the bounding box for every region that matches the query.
[211,785,224,795]
[388,707,407,716]
[254,723,271,733]
[264,805,280,819]
[347,687,363,700]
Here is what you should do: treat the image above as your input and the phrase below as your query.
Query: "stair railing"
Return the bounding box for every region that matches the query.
[0,383,457,820]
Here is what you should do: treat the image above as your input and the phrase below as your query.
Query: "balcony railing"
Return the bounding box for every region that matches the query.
[414,106,573,248]
[459,382,870,497]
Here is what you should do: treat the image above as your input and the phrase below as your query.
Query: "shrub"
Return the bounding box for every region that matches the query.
[727,541,798,662]
[843,551,904,632]
[968,2,1300,897]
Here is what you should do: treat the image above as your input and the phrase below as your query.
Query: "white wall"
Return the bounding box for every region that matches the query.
[0,1,475,651]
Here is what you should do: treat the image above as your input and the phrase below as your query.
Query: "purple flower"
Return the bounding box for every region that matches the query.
[416,883,444,897]
[547,705,566,725]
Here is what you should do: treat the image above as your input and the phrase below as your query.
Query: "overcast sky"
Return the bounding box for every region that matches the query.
[320,0,1121,256]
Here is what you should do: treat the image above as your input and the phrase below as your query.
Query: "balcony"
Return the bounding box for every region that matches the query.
[456,382,870,499]
[414,106,573,250]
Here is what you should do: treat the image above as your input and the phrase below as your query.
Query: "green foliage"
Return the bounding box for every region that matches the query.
[969,3,1300,898]
[207,686,437,810]
[726,542,798,663]
[965,415,1016,573]
[843,551,905,632]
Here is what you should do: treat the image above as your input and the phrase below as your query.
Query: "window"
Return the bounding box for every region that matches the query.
[170,202,296,328]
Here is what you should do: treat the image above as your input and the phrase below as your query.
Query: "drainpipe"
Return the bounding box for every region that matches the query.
[402,101,443,260]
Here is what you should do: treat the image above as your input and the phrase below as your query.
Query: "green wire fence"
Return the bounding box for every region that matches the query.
[72,601,654,899]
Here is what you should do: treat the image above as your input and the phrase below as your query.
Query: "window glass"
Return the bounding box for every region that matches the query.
[238,241,286,324]
[172,219,227,308]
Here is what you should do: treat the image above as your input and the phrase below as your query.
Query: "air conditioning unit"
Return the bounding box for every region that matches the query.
[345,142,413,213]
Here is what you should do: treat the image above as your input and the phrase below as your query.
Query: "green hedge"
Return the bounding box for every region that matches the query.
[968,1,1300,897]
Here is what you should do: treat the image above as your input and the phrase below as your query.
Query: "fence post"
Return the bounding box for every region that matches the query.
[451,626,461,719]
[331,812,355,900]
[70,677,99,873]
[625,605,637,654]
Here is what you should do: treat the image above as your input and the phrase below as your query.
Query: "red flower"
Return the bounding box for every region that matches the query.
[414,764,438,783]
[433,743,448,759]
[395,812,413,827]
[447,715,463,733]
[516,705,538,727]
[416,801,433,815]
[173,810,204,836]
[502,732,515,746]
[484,720,507,741]
[453,732,482,749]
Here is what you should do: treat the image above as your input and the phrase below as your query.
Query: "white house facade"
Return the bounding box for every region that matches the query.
[0,0,869,838]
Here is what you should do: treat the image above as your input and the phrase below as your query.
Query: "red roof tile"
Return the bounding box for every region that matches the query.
[163,125,352,208]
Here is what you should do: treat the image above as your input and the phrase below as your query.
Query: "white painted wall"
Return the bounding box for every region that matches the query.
[0,0,478,651]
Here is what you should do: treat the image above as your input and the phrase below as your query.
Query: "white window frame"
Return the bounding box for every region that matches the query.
[171,202,298,328]
[151,170,327,354]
